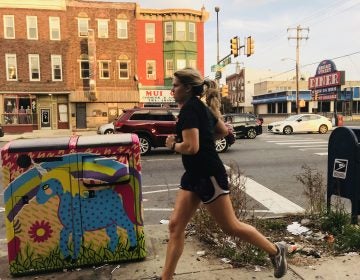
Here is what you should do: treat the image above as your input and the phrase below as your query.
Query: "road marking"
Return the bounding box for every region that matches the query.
[0,207,4,213]
[144,208,174,211]
[267,139,316,143]
[314,152,328,156]
[275,141,327,145]
[143,184,179,188]
[244,177,304,214]
[142,158,178,162]
[292,145,328,148]
[143,187,178,195]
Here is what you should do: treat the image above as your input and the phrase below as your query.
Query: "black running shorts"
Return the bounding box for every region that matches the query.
[180,171,230,204]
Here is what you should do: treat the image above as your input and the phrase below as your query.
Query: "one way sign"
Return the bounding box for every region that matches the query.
[333,159,348,179]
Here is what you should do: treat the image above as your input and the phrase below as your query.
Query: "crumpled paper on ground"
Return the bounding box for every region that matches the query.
[287,221,310,235]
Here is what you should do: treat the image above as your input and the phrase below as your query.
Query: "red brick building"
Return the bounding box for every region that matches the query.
[0,0,208,132]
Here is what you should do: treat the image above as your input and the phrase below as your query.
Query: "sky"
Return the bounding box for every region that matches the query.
[112,0,360,82]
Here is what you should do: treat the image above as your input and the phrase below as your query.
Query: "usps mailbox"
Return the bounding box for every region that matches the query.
[1,134,145,276]
[327,126,360,223]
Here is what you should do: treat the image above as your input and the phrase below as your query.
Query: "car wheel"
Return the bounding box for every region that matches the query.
[104,129,114,134]
[215,138,228,153]
[247,128,257,139]
[283,126,293,135]
[319,124,328,134]
[138,135,152,155]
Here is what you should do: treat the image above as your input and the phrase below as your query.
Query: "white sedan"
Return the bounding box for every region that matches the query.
[268,114,332,135]
[97,122,114,134]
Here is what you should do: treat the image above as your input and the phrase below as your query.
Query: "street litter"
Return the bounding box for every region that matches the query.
[220,257,231,264]
[287,221,310,235]
[197,250,206,256]
[254,265,262,272]
[94,264,108,270]
[111,265,120,274]
[160,219,169,224]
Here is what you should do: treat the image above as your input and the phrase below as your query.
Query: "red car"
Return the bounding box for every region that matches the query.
[114,107,235,155]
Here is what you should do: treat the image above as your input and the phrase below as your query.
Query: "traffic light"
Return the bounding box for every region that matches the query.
[230,36,239,57]
[222,84,229,97]
[246,36,255,57]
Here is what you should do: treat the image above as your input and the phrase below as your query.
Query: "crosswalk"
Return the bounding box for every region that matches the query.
[262,134,328,156]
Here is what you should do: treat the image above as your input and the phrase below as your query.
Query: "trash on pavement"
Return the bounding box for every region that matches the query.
[287,221,310,235]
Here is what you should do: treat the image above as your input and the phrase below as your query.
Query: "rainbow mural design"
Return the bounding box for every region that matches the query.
[1,134,146,275]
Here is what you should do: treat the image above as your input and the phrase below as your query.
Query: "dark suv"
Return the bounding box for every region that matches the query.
[223,113,262,139]
[114,107,235,155]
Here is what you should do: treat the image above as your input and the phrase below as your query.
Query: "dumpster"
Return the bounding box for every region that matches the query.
[327,126,360,223]
[1,134,145,276]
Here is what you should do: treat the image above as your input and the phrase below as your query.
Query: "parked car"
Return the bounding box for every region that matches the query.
[268,114,332,135]
[113,107,235,155]
[0,124,4,137]
[223,113,262,139]
[97,122,114,134]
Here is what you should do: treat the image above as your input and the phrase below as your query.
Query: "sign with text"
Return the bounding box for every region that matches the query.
[308,60,345,101]
[139,89,175,103]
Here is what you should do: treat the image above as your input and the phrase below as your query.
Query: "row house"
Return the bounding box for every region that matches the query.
[0,0,208,133]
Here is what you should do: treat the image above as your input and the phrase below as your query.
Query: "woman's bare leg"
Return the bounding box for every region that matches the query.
[205,194,277,255]
[161,189,201,280]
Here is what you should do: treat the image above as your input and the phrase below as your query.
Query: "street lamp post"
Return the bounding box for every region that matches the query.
[215,6,220,64]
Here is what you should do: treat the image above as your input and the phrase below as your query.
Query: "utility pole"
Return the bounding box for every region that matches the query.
[287,25,309,114]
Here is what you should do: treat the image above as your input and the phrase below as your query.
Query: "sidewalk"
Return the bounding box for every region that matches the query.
[1,130,360,279]
[0,224,360,279]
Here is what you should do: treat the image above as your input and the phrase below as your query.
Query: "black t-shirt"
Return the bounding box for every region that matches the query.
[176,96,226,176]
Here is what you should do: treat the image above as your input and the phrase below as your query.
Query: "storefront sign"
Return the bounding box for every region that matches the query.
[308,60,345,101]
[139,89,175,103]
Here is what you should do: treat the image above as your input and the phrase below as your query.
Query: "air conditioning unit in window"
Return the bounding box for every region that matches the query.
[79,31,88,37]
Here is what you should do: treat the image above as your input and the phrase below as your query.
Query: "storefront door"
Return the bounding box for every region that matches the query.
[40,108,51,129]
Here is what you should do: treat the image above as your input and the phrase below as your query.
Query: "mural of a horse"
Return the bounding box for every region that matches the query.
[35,169,137,260]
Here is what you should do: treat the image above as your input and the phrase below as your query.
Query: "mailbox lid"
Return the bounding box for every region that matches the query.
[76,133,135,148]
[6,137,71,153]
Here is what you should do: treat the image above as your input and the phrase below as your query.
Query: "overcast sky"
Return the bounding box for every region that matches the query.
[119,0,360,82]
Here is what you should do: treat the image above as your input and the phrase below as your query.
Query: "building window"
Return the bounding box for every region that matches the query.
[165,60,174,77]
[51,55,62,81]
[80,60,90,79]
[99,61,110,79]
[58,104,68,122]
[164,22,173,41]
[118,61,129,79]
[189,22,196,41]
[78,18,89,37]
[28,54,40,81]
[3,15,15,39]
[188,59,196,69]
[49,17,60,40]
[26,16,38,40]
[97,19,108,38]
[4,95,34,125]
[145,23,155,43]
[146,61,156,80]
[176,59,186,70]
[116,20,128,39]
[176,22,186,41]
[5,54,17,81]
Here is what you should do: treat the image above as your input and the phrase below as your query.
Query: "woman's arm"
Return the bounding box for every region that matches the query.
[166,128,199,155]
[214,118,229,140]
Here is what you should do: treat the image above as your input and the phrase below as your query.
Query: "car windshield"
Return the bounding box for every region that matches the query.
[285,115,301,121]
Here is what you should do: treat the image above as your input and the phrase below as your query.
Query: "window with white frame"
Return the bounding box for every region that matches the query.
[145,23,155,43]
[146,61,156,80]
[188,59,196,69]
[99,61,110,79]
[116,20,128,39]
[78,18,89,37]
[176,22,186,41]
[5,54,17,81]
[189,22,196,41]
[118,61,129,79]
[176,59,186,70]
[51,55,62,81]
[49,17,60,40]
[28,54,40,81]
[164,22,173,41]
[80,60,90,79]
[165,60,174,77]
[97,19,108,38]
[3,15,15,39]
[26,16,38,40]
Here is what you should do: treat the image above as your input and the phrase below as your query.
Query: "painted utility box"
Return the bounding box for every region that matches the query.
[1,134,145,276]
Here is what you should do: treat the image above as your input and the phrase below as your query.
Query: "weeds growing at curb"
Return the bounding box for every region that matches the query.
[190,162,360,268]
